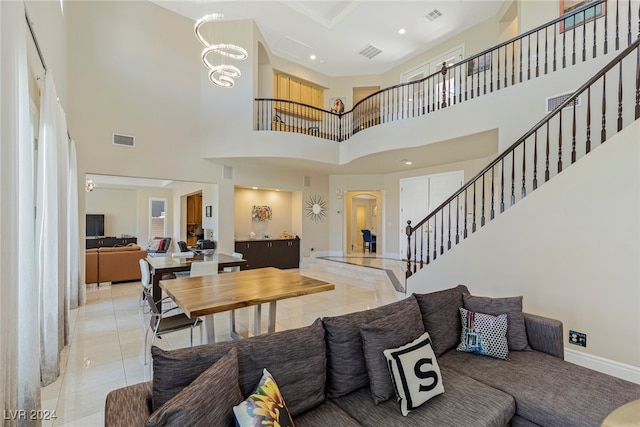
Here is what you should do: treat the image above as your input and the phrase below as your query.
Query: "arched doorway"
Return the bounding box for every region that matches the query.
[346,191,382,256]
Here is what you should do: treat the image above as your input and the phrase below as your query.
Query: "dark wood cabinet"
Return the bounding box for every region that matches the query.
[86,237,137,249]
[234,238,300,270]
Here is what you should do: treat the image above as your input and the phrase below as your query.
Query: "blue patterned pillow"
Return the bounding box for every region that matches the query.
[457,308,509,360]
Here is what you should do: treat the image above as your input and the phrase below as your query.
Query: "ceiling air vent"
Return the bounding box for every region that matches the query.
[426,9,442,22]
[112,133,135,148]
[545,91,582,113]
[358,44,382,60]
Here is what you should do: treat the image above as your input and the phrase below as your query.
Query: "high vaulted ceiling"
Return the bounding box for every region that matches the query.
[151,0,503,76]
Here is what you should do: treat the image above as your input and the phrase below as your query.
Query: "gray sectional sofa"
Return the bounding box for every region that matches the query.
[105,285,639,426]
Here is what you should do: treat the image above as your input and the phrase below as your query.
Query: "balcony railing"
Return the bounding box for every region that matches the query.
[255,0,636,142]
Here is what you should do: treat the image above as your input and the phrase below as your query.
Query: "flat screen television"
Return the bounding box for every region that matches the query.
[86,214,105,237]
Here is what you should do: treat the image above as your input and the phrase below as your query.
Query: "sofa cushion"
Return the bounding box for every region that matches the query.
[331,366,515,426]
[100,245,142,252]
[233,368,294,427]
[147,347,242,427]
[293,399,362,427]
[383,332,444,416]
[439,349,640,426]
[151,320,325,417]
[322,295,418,398]
[457,308,509,360]
[359,301,425,404]
[463,294,530,351]
[413,285,470,357]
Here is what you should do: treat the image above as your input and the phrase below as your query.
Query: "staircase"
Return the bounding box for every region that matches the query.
[405,35,639,280]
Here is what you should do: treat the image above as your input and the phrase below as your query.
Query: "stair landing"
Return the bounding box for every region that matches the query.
[309,255,406,293]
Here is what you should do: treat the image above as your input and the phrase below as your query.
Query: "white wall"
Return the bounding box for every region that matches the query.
[407,120,640,371]
[85,188,137,237]
[234,188,294,240]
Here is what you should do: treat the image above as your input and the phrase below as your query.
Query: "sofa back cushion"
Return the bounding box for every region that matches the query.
[151,320,325,417]
[322,295,418,398]
[463,294,530,351]
[99,245,142,253]
[413,285,470,357]
[359,300,425,404]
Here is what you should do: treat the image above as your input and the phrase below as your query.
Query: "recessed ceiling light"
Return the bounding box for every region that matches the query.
[252,186,258,190]
[398,28,406,35]
[310,54,317,60]
[400,158,413,165]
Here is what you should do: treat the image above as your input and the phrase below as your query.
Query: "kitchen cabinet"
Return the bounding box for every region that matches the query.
[186,194,202,225]
[234,238,300,270]
[186,193,203,246]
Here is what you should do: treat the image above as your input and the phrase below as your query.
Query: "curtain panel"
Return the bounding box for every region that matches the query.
[36,72,70,386]
[0,0,42,422]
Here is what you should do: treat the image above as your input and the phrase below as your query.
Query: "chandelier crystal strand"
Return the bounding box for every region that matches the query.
[194,13,247,88]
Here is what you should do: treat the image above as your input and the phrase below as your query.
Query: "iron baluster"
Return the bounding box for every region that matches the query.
[558,109,563,173]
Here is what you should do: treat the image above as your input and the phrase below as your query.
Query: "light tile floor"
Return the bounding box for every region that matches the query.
[41,261,400,426]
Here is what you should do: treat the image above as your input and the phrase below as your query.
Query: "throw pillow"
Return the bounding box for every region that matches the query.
[359,302,425,404]
[383,332,445,417]
[148,238,161,251]
[413,285,471,357]
[233,368,295,427]
[457,308,509,360]
[463,294,530,351]
[322,295,418,398]
[146,347,242,427]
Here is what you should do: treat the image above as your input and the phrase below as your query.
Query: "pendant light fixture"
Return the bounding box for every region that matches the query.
[194,13,248,88]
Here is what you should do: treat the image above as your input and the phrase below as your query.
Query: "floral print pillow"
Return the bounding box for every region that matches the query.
[233,369,294,427]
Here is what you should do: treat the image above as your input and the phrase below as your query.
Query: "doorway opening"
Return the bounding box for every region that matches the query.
[345,190,382,256]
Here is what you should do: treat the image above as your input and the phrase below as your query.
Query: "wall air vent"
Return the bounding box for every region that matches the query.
[545,91,582,113]
[426,9,442,21]
[358,43,382,60]
[112,133,135,148]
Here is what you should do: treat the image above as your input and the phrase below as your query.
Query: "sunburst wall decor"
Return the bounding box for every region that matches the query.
[305,194,327,222]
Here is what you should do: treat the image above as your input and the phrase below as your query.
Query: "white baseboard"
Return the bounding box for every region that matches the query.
[564,348,640,384]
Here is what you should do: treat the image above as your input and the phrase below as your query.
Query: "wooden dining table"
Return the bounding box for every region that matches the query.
[160,267,335,343]
[146,253,247,311]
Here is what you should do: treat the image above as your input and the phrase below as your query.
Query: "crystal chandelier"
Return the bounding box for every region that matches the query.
[194,13,248,88]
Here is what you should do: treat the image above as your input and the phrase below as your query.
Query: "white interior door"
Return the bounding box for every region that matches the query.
[400,171,463,258]
[400,176,429,257]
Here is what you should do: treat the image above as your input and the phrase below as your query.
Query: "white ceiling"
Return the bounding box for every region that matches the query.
[151,0,503,76]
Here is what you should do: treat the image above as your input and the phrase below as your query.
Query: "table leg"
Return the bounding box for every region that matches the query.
[268,301,277,334]
[151,271,163,312]
[253,304,262,337]
[230,310,242,340]
[204,314,215,344]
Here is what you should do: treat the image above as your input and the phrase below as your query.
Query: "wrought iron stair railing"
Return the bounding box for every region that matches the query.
[255,0,635,142]
[405,36,639,279]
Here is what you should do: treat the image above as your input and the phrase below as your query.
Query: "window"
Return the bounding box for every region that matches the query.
[149,198,167,238]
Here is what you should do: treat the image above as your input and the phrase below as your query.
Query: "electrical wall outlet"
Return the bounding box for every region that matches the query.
[569,330,587,347]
